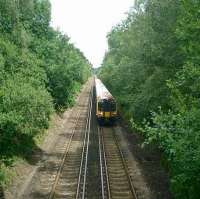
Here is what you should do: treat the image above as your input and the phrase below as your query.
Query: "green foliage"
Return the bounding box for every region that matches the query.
[0,163,14,186]
[100,0,200,198]
[30,30,91,108]
[145,108,200,198]
[100,0,182,122]
[0,75,53,134]
[0,0,91,186]
[0,75,53,155]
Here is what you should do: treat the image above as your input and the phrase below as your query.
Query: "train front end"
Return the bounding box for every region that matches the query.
[95,78,117,125]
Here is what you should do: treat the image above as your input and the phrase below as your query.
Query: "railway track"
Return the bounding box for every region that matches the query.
[99,127,138,199]
[48,87,93,199]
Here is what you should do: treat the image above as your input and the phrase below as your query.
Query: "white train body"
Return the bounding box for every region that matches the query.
[95,78,117,124]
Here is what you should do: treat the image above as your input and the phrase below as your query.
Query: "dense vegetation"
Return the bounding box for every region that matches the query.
[0,0,91,185]
[100,0,200,198]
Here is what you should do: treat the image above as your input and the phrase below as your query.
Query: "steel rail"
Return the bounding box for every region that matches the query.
[98,126,105,199]
[48,83,92,199]
[98,126,111,199]
[48,107,82,199]
[76,87,93,199]
[111,128,138,199]
[81,88,93,198]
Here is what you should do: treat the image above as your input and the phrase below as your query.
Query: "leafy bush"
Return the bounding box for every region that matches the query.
[0,74,53,155]
[144,63,200,198]
[144,108,200,198]
[29,30,91,108]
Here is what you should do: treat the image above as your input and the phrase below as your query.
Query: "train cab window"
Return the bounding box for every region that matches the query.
[98,101,104,111]
[98,100,116,112]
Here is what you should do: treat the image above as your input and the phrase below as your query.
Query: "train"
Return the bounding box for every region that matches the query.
[95,77,117,125]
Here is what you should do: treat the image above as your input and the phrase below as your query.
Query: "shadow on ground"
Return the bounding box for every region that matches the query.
[0,132,45,196]
[0,132,44,166]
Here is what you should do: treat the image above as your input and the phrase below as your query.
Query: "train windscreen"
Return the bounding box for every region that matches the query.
[98,99,116,112]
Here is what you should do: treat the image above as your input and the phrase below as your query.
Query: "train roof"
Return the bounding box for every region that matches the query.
[95,78,113,100]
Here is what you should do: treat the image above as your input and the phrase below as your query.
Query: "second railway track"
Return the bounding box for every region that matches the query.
[48,85,93,199]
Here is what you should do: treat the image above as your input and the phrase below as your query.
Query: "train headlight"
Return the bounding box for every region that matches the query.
[111,112,117,116]
[98,112,103,116]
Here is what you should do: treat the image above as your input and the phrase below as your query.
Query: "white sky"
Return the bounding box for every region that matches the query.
[50,0,134,68]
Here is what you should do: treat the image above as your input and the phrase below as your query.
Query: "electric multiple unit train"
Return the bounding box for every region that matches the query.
[95,78,117,124]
